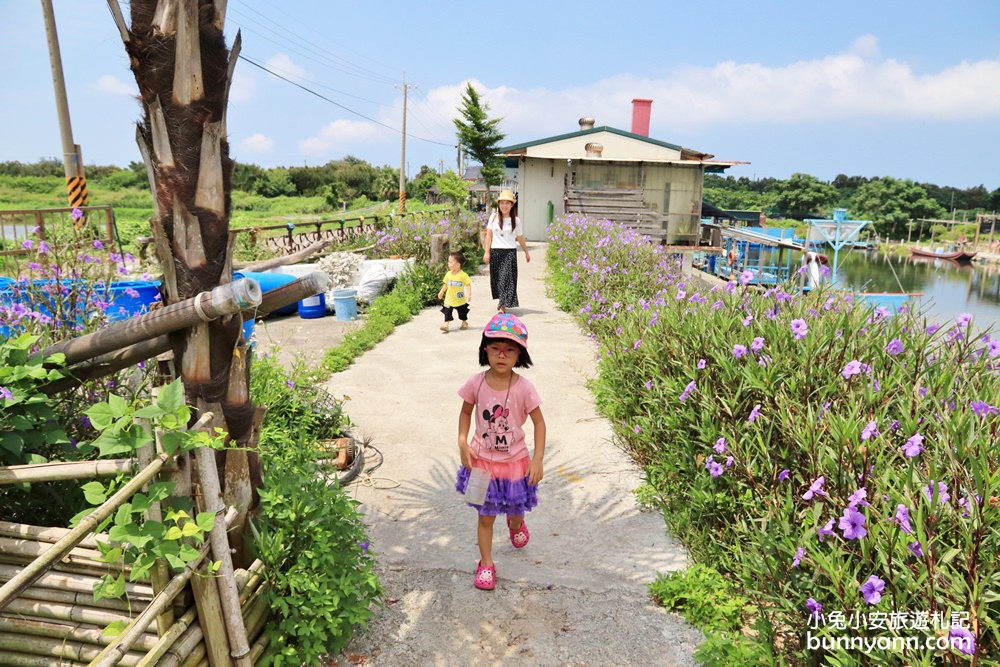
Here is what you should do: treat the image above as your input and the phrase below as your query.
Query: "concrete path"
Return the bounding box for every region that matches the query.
[323,243,702,666]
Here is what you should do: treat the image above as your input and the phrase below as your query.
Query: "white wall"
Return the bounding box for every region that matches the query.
[518,158,567,241]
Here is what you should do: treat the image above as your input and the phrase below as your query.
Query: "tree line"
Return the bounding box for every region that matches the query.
[0,158,471,209]
[705,173,1000,236]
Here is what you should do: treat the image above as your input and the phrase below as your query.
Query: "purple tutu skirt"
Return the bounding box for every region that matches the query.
[455,455,538,516]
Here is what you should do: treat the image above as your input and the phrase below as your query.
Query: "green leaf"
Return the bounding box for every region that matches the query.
[195,512,216,533]
[102,620,128,638]
[164,526,184,541]
[93,574,126,602]
[81,481,107,505]
[85,403,115,431]
[107,393,129,419]
[179,543,202,563]
[133,404,166,419]
[157,379,185,414]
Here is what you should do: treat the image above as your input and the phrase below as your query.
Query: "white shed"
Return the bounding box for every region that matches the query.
[499,100,744,243]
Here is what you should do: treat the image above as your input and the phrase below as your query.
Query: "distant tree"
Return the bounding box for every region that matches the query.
[852,177,946,237]
[373,165,399,201]
[410,167,438,201]
[233,162,267,192]
[454,83,506,196]
[254,168,297,198]
[990,187,1000,211]
[771,173,838,219]
[436,170,471,207]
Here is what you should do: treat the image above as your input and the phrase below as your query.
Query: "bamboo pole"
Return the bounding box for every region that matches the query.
[193,444,252,666]
[0,598,131,627]
[0,650,86,666]
[38,279,261,367]
[41,336,173,396]
[0,537,104,565]
[179,587,268,667]
[0,459,133,486]
[0,631,146,666]
[0,523,106,552]
[0,564,153,600]
[0,616,158,651]
[0,412,213,611]
[149,562,263,667]
[137,429,175,638]
[90,507,237,667]
[10,584,135,612]
[188,561,230,667]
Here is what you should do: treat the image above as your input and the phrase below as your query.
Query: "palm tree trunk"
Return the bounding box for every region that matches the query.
[109,0,258,548]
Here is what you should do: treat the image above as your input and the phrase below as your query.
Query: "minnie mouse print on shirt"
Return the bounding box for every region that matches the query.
[482,404,512,453]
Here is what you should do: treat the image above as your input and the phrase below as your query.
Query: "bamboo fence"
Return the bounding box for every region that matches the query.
[0,270,325,664]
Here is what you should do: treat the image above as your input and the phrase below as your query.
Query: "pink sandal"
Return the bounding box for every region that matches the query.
[474,561,496,590]
[507,517,529,549]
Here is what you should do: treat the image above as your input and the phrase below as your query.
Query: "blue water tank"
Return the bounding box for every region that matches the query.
[233,271,297,315]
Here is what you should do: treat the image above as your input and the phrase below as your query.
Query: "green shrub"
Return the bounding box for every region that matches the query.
[252,443,381,666]
[548,215,998,663]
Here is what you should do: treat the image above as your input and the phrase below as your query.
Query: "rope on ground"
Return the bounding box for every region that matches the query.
[348,443,401,490]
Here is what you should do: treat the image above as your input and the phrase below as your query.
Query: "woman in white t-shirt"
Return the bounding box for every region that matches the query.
[483,189,531,313]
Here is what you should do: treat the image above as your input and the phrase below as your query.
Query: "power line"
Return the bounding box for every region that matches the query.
[238,55,455,148]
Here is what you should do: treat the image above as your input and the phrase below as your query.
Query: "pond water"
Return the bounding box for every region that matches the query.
[816,248,1000,333]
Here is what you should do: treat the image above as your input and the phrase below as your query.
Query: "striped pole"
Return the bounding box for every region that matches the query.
[399,189,406,213]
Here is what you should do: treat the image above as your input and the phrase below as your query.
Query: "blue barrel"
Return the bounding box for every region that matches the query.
[106,281,162,322]
[298,292,326,319]
[332,289,358,321]
[707,254,717,273]
[233,271,297,315]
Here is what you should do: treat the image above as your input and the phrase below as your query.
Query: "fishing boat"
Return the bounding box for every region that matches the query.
[909,246,977,263]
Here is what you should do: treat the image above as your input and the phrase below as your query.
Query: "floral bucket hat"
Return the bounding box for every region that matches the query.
[483,313,528,348]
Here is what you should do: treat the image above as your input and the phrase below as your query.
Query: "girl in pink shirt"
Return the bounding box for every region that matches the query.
[456,313,546,590]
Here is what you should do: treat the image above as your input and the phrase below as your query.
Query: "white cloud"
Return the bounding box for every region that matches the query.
[423,39,1000,142]
[299,119,382,155]
[241,133,275,154]
[266,53,308,80]
[94,75,136,97]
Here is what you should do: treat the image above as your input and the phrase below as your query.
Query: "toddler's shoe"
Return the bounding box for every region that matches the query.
[474,561,496,590]
[460,321,469,330]
[507,517,529,548]
[440,324,449,333]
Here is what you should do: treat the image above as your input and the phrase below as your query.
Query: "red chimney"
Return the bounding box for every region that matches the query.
[631,98,652,136]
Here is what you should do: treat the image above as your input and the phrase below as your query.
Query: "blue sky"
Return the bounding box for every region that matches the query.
[2,1,999,190]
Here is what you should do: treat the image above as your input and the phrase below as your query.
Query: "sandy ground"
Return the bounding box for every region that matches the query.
[249,246,703,666]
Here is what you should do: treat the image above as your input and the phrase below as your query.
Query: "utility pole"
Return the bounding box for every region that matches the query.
[395,75,415,213]
[40,0,88,211]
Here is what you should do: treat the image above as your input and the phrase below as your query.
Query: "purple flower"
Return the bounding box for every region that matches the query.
[724,281,737,294]
[986,339,1000,358]
[747,403,762,423]
[847,488,869,508]
[927,324,941,335]
[360,540,370,555]
[733,344,748,358]
[742,313,753,327]
[791,318,808,340]
[886,338,904,355]
[901,433,924,458]
[286,380,295,389]
[679,380,696,402]
[697,358,706,370]
[634,424,641,434]
[894,504,913,534]
[817,519,836,541]
[739,270,754,285]
[842,360,865,379]
[778,469,790,482]
[839,507,867,540]
[907,541,924,558]
[860,574,885,605]
[644,379,652,390]
[956,312,973,328]
[970,400,998,417]
[803,476,826,501]
[0,386,12,401]
[806,597,823,620]
[791,547,806,568]
[21,239,34,250]
[713,437,727,454]
[725,456,734,468]
[751,336,765,352]
[708,460,724,478]
[949,626,976,655]
[71,207,83,220]
[93,239,105,250]
[860,420,878,441]
[923,480,951,504]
